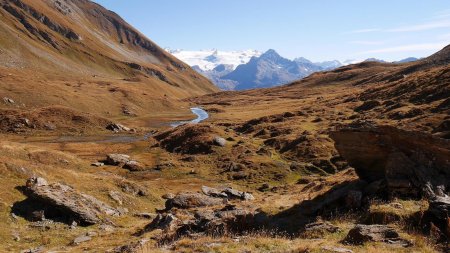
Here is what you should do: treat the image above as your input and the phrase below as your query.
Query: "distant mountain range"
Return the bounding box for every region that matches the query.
[168,49,420,90]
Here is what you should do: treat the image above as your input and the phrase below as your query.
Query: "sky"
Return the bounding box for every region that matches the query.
[93,0,450,62]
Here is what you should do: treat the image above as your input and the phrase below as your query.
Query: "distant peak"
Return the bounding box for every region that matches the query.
[260,49,282,60]
[294,57,313,64]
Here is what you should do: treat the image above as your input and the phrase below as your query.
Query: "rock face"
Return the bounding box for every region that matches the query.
[23,177,120,225]
[331,125,450,198]
[344,224,409,246]
[423,195,450,241]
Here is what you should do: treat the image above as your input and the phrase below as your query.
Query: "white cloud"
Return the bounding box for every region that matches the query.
[358,42,448,55]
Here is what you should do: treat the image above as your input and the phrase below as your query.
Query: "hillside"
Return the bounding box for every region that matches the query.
[0,0,218,131]
[0,1,448,252]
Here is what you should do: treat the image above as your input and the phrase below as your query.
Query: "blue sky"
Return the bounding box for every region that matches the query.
[93,0,450,62]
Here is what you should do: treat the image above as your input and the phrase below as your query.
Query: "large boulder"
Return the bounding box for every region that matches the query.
[23,177,120,225]
[331,125,450,198]
[106,154,130,166]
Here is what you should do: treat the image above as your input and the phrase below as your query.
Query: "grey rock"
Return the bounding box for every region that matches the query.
[344,224,410,246]
[201,186,228,198]
[213,136,227,147]
[223,187,254,201]
[91,162,104,167]
[146,213,179,231]
[24,177,120,225]
[72,235,92,245]
[106,123,131,132]
[124,160,144,171]
[167,193,225,209]
[106,154,130,166]
[20,246,45,253]
[3,97,15,104]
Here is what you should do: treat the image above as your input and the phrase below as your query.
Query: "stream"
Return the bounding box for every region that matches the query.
[31,107,209,144]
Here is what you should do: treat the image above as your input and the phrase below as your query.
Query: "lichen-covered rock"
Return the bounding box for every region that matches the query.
[24,178,120,225]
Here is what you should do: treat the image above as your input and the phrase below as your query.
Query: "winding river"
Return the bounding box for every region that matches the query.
[170,107,209,127]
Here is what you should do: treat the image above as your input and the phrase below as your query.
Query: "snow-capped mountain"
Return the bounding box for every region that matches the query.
[166,48,414,90]
[165,49,262,71]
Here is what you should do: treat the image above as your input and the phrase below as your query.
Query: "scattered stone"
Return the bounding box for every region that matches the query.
[223,187,254,201]
[69,221,77,229]
[106,123,131,132]
[145,213,179,231]
[118,180,147,196]
[71,235,92,245]
[24,177,121,225]
[20,246,45,253]
[106,154,130,166]
[91,162,104,167]
[213,136,227,147]
[202,186,228,198]
[124,160,144,171]
[44,123,56,131]
[3,97,14,104]
[344,224,410,246]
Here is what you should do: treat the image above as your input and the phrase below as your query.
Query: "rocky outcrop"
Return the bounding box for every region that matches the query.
[165,193,225,210]
[22,177,120,225]
[139,205,257,240]
[331,125,450,198]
